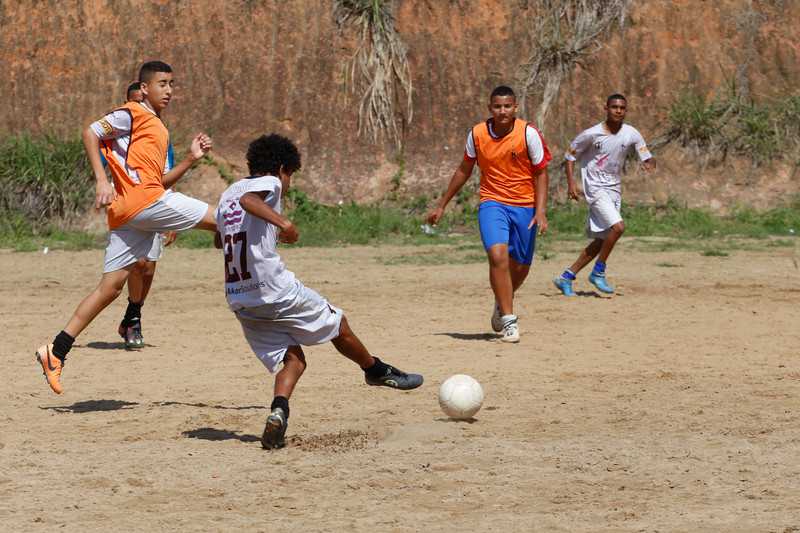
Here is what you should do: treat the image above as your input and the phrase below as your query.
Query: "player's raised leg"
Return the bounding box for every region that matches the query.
[331,316,423,390]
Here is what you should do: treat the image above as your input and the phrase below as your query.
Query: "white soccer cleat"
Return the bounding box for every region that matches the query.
[500,315,520,343]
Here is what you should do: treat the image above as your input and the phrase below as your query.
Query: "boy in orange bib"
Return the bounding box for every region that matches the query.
[427,86,551,343]
[35,61,217,394]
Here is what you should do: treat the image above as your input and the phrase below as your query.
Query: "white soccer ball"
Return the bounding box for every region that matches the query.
[438,374,484,420]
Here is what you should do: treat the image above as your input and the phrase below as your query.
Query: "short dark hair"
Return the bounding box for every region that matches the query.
[490,85,516,100]
[139,61,172,83]
[126,82,141,99]
[246,134,302,176]
[606,93,627,105]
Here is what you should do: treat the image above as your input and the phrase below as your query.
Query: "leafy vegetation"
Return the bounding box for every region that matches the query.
[0,133,796,254]
[666,87,800,165]
[0,134,93,227]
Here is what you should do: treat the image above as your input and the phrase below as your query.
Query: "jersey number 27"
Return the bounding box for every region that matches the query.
[224,231,252,283]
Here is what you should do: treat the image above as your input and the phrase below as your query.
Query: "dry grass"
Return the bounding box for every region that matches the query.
[516,0,630,125]
[334,0,413,148]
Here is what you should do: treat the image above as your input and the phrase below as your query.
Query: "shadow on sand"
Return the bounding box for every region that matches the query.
[182,427,260,443]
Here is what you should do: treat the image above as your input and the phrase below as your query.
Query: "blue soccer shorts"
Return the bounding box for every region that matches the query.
[477,200,537,265]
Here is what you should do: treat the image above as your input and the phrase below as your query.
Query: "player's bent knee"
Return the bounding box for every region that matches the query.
[486,246,509,268]
[611,221,625,235]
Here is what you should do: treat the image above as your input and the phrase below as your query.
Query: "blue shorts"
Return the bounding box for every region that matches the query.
[478,200,537,265]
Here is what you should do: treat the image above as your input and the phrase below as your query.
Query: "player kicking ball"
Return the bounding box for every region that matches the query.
[215,134,423,450]
[553,93,655,296]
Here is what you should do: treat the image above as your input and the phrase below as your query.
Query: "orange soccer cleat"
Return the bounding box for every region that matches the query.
[36,344,64,394]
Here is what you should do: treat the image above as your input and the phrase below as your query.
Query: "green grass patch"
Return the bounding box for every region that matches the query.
[656,262,683,268]
[0,131,797,252]
[378,249,486,266]
[173,230,216,249]
[0,134,93,227]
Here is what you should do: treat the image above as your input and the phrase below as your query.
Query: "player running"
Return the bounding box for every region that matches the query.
[215,133,423,450]
[427,85,551,343]
[35,61,218,394]
[553,93,655,296]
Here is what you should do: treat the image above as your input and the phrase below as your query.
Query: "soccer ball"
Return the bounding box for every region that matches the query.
[438,374,484,420]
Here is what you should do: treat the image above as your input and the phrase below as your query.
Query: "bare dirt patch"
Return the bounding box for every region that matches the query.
[1,243,799,531]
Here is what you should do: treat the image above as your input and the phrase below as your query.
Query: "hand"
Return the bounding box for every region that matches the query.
[529,211,548,235]
[189,133,213,161]
[278,222,299,244]
[95,180,116,209]
[641,158,656,172]
[568,183,581,201]
[426,207,444,225]
[161,231,178,247]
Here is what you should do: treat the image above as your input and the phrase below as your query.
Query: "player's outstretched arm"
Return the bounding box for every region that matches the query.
[82,127,115,209]
[426,158,475,225]
[239,191,299,244]
[565,160,581,201]
[162,133,213,189]
[531,166,549,234]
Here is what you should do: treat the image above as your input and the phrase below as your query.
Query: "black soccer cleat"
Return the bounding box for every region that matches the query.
[261,407,287,450]
[365,363,423,390]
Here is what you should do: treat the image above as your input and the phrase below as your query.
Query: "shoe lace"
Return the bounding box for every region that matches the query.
[386,365,407,378]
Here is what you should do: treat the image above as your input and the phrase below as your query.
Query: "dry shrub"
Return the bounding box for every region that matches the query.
[516,0,631,125]
[334,0,413,148]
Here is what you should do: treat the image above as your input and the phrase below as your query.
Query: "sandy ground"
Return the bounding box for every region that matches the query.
[1,240,799,532]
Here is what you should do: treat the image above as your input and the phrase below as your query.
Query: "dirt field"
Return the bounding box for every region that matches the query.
[2,241,799,532]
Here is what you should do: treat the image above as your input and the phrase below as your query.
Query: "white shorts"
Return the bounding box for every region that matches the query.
[234,283,344,373]
[103,190,208,272]
[586,190,622,239]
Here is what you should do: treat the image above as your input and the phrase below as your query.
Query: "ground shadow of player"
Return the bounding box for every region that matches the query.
[153,401,263,411]
[83,341,155,350]
[182,427,260,443]
[433,332,497,341]
[574,290,607,298]
[40,399,139,413]
[435,417,479,424]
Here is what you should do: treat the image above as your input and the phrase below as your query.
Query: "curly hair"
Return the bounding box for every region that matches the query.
[246,134,302,177]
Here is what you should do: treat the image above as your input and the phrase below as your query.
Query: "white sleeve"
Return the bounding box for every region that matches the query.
[464,130,476,159]
[525,126,545,165]
[565,130,593,161]
[246,177,280,202]
[631,129,652,161]
[89,109,132,140]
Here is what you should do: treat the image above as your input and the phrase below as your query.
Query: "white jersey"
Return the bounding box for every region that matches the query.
[565,122,651,201]
[216,175,298,311]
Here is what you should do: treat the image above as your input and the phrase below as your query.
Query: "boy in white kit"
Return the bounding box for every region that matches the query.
[215,134,423,450]
[553,94,655,296]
